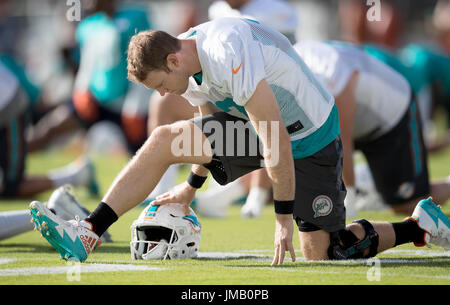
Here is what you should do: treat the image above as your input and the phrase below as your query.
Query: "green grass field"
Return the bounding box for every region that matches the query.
[1,143,449,286]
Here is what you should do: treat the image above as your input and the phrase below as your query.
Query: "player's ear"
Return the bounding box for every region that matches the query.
[166,53,179,70]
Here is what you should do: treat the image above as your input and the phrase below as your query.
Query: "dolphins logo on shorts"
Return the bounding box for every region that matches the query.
[312,195,333,218]
[396,182,415,200]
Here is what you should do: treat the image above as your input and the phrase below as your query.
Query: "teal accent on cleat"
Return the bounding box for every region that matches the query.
[419,198,449,227]
[410,197,450,250]
[29,201,100,262]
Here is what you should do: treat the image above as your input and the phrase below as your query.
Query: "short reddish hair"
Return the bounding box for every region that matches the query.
[127,30,181,82]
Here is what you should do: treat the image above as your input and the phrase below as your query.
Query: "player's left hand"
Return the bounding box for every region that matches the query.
[271,213,296,265]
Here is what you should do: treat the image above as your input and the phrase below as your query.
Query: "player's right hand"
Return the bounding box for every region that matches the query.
[150,182,196,215]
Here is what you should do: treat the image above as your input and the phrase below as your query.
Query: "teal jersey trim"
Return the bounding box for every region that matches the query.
[244,18,260,24]
[363,44,428,95]
[187,30,197,38]
[409,101,422,176]
[400,44,450,97]
[291,104,340,159]
[209,96,339,159]
[8,119,19,181]
[193,71,203,85]
[0,55,40,106]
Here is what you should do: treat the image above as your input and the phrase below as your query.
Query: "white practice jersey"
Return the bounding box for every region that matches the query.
[180,18,336,151]
[208,0,298,43]
[294,40,411,140]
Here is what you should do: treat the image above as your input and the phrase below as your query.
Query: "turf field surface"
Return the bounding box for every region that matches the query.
[0,145,449,286]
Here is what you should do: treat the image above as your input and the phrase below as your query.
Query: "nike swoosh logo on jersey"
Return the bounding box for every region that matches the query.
[232,62,242,74]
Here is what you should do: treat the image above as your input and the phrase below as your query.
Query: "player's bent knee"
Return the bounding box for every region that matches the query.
[149,125,173,147]
[328,219,379,260]
[299,230,330,261]
[150,121,212,164]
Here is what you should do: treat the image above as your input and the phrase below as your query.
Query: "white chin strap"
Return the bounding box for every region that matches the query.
[142,239,169,260]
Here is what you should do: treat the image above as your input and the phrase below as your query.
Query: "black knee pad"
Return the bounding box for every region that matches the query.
[328,219,379,260]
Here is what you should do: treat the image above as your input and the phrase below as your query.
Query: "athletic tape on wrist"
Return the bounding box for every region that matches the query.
[187,172,207,189]
[274,200,294,214]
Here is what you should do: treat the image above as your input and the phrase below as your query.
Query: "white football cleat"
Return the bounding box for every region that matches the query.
[408,197,450,250]
[48,157,100,197]
[46,185,112,242]
[240,200,265,219]
[47,185,90,220]
[29,201,100,262]
[354,162,388,212]
[193,196,229,218]
[241,187,269,219]
[344,187,357,218]
[77,158,100,197]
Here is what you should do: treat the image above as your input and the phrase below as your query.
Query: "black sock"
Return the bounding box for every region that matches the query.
[84,202,118,237]
[392,219,425,246]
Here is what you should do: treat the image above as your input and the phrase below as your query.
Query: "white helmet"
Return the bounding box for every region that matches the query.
[130,203,201,260]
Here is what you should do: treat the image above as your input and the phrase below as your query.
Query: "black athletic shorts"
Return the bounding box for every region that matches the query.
[0,112,28,197]
[192,111,346,233]
[354,97,430,205]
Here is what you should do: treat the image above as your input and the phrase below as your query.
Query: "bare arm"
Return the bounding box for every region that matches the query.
[334,71,358,187]
[244,79,296,265]
[244,80,295,201]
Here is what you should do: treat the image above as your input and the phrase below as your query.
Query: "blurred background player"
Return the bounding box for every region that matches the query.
[72,0,152,154]
[144,0,299,218]
[0,185,112,242]
[334,0,450,212]
[0,1,104,241]
[339,0,450,153]
[26,0,153,156]
[208,0,298,43]
[0,58,98,199]
[294,40,450,216]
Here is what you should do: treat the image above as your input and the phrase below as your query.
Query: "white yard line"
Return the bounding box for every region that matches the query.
[0,248,447,279]
[199,248,450,260]
[0,258,17,265]
[383,249,450,257]
[252,266,450,281]
[0,263,164,277]
[199,249,450,281]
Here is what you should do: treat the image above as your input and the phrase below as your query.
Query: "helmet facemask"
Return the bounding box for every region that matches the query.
[131,225,176,260]
[130,203,201,260]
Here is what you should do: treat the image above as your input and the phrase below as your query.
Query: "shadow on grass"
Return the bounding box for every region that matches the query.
[95,244,131,254]
[195,255,272,261]
[0,242,131,255]
[0,243,56,254]
[221,257,450,269]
